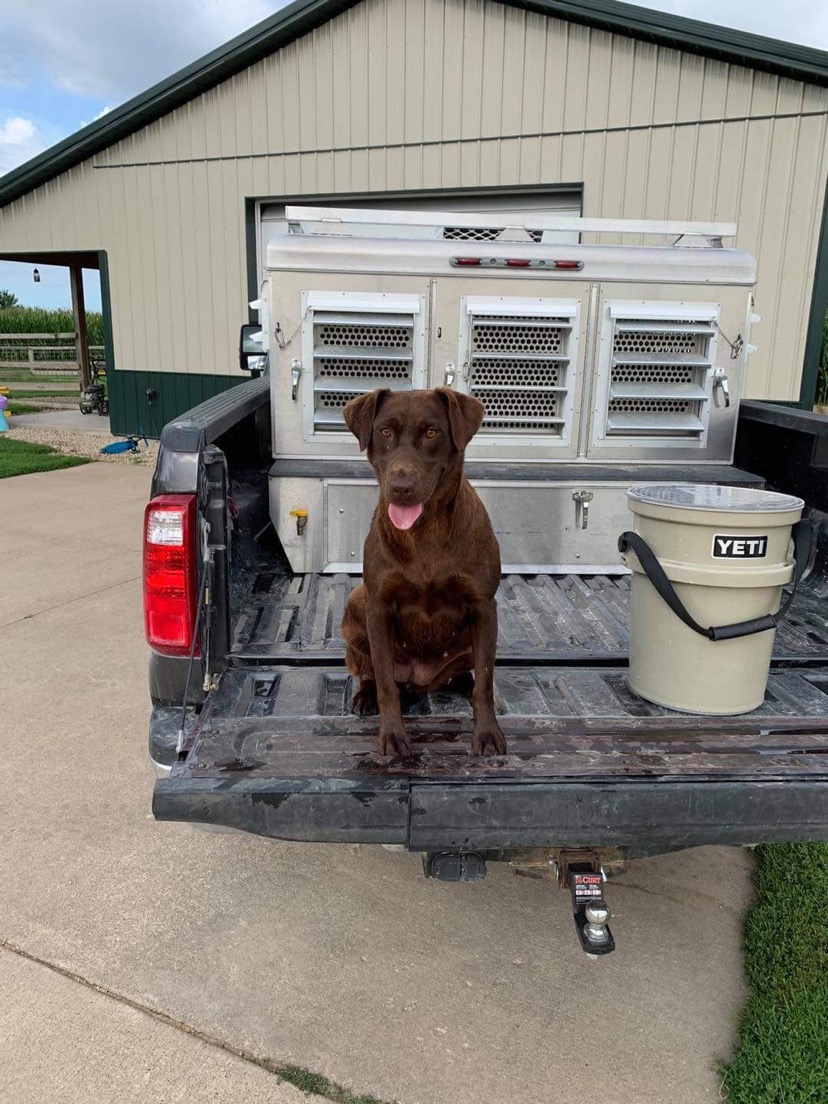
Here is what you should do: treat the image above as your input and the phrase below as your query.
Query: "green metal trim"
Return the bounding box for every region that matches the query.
[799,177,828,408]
[1,0,826,211]
[108,370,247,438]
[245,199,259,321]
[97,251,116,375]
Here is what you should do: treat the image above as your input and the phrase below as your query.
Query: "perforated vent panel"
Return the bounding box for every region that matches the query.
[472,320,565,354]
[317,358,410,379]
[602,311,716,441]
[310,307,416,429]
[482,391,560,421]
[318,324,410,348]
[463,306,575,438]
[444,227,543,243]
[316,389,362,409]
[609,398,693,414]
[470,360,561,387]
[614,331,697,355]
[612,363,696,384]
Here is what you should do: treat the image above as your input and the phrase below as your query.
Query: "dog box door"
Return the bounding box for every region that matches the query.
[432,286,589,460]
[300,291,428,443]
[268,278,431,461]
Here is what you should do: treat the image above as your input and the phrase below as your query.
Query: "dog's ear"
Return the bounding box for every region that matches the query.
[343,389,390,451]
[436,388,485,452]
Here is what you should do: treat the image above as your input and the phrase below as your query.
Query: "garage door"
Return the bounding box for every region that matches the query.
[256,189,582,281]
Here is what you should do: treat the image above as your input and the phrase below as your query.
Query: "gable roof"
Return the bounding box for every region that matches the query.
[2,0,827,211]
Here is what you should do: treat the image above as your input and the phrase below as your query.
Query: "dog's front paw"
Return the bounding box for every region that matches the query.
[352,679,378,715]
[377,719,412,758]
[471,723,507,757]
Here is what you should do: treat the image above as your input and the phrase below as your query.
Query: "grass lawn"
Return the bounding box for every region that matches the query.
[0,438,92,478]
[722,842,828,1103]
[8,402,43,415]
[0,371,76,384]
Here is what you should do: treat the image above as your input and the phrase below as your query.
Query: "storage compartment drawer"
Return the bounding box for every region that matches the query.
[324,479,640,573]
[473,482,636,572]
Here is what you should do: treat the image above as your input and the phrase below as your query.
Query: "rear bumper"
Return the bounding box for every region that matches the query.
[152,775,828,850]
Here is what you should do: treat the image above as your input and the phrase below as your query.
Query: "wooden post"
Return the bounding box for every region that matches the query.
[69,262,91,389]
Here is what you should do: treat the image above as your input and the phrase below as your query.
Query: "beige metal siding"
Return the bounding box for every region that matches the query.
[1,0,827,398]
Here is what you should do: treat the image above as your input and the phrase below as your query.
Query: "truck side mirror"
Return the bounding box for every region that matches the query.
[239,323,267,376]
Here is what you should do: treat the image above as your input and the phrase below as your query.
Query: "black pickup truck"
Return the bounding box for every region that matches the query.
[146,380,828,951]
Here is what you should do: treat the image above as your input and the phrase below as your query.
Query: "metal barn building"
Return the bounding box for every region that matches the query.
[1,0,826,435]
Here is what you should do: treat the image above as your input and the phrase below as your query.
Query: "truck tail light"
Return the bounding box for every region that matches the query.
[452,257,482,266]
[143,494,199,656]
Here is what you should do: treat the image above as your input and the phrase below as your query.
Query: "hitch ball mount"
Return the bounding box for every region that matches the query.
[567,863,615,957]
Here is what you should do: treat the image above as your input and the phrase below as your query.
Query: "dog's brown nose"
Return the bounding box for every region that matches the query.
[389,476,417,499]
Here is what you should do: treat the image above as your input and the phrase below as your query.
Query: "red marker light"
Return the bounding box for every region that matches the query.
[505,258,531,267]
[452,257,482,266]
[553,260,583,270]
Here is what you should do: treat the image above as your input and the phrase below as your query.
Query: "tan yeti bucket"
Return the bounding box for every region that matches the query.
[619,484,808,715]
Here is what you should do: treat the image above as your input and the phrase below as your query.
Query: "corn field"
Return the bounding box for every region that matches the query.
[0,307,104,364]
[0,306,104,342]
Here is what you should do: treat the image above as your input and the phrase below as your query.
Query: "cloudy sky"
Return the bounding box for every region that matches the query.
[1,0,826,308]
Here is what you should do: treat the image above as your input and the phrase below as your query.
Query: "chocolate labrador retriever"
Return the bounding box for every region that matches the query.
[341,386,506,758]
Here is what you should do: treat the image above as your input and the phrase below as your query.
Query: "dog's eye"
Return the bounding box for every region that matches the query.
[424,428,439,439]
[379,427,393,438]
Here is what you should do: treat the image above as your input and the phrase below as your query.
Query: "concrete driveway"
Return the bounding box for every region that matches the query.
[0,464,752,1104]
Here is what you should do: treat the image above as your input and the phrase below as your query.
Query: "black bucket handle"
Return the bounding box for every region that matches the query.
[617,518,812,642]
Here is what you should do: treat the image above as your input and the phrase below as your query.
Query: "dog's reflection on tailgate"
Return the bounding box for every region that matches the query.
[341,387,506,758]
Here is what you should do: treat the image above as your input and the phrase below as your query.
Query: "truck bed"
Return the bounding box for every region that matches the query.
[230,571,828,666]
[154,568,828,850]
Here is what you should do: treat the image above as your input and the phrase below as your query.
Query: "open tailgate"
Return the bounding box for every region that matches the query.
[153,664,828,850]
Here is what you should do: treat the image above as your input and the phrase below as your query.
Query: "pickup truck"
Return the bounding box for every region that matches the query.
[147,208,828,954]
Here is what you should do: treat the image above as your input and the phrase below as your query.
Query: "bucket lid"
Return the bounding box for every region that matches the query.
[627,483,804,512]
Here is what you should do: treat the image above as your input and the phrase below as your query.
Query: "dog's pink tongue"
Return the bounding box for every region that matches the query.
[388,502,423,530]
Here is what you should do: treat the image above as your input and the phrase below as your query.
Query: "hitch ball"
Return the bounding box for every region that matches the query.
[584,901,612,947]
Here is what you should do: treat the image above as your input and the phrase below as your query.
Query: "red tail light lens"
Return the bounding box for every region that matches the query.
[143,494,199,656]
[553,260,583,270]
[452,257,482,266]
[505,258,531,267]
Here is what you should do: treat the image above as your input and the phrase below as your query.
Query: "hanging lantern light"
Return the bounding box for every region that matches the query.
[33,268,41,283]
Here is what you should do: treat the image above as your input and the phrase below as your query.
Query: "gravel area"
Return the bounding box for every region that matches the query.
[4,425,159,466]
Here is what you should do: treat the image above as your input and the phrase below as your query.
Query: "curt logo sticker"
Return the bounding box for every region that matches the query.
[712,535,768,558]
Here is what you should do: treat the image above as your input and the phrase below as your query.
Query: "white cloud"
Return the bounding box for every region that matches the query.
[0,115,47,175]
[79,104,113,128]
[0,0,280,104]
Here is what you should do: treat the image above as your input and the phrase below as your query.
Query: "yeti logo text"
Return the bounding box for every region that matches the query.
[712,535,768,558]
